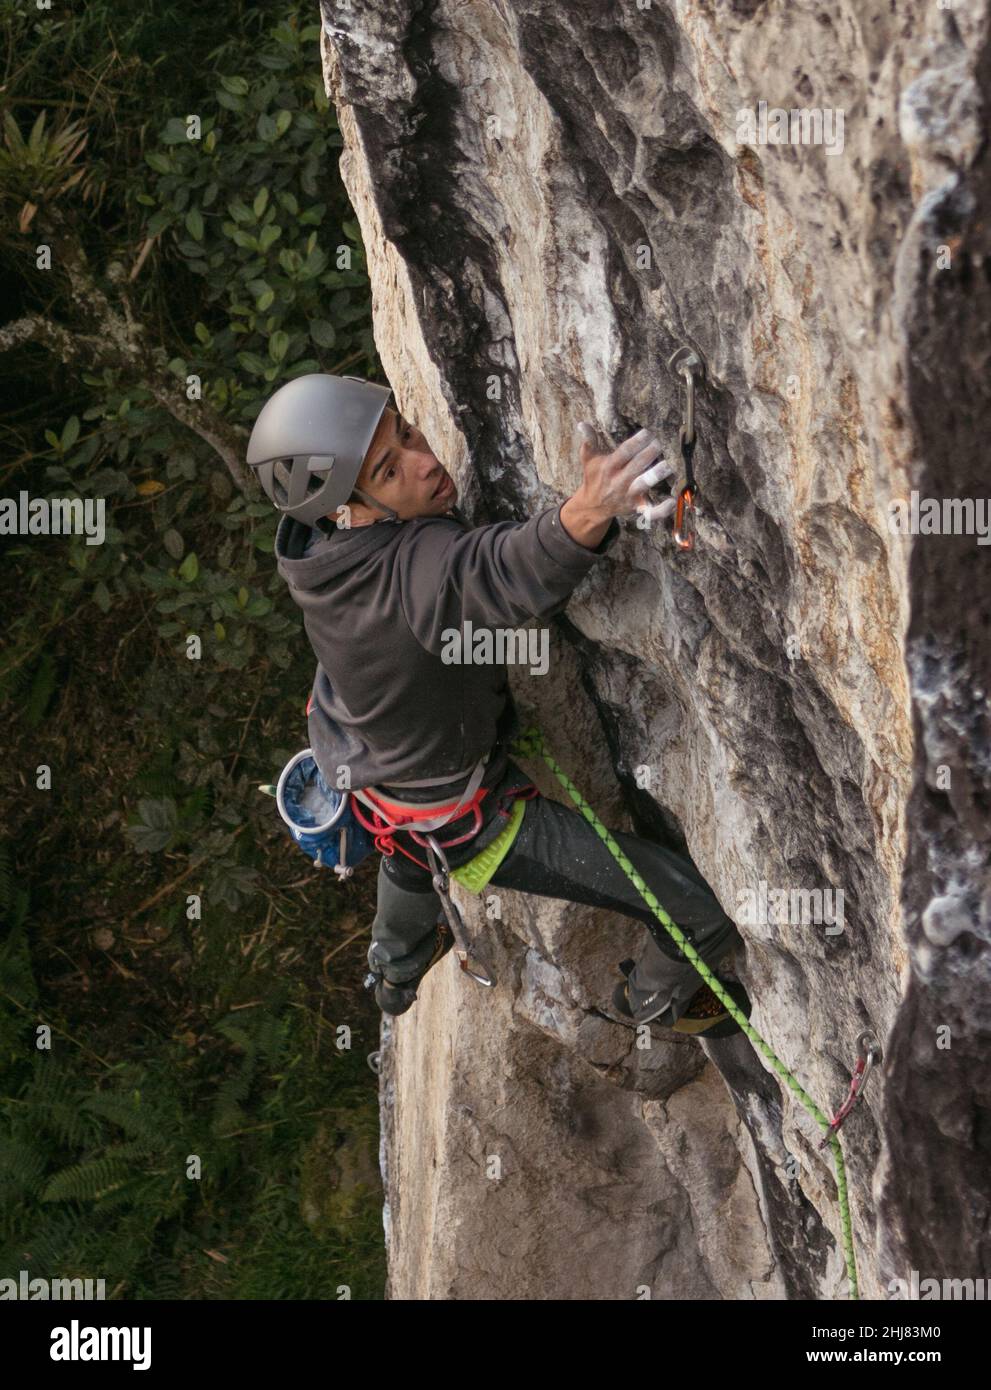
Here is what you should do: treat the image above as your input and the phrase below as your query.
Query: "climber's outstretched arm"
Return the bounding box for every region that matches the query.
[397,502,620,656]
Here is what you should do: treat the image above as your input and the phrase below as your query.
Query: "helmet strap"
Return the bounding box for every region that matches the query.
[351,486,401,524]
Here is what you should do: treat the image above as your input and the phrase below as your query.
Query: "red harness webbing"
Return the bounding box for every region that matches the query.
[304,689,538,871]
[350,788,490,869]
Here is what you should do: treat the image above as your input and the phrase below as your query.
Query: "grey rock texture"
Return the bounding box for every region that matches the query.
[320,0,991,1298]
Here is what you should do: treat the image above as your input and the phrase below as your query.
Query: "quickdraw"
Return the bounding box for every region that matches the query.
[668,345,705,550]
[422,833,495,987]
[818,1032,882,1149]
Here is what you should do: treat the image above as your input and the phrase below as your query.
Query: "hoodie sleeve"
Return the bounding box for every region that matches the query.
[398,502,620,655]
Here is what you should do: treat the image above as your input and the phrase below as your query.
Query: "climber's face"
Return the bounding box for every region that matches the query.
[349,406,457,522]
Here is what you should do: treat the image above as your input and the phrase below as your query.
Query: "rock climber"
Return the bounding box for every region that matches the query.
[247,372,751,1038]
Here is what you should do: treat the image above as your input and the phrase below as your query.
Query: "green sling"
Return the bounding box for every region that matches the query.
[449,796,528,894]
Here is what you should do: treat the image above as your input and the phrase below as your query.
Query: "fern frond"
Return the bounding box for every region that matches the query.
[29,1066,99,1149]
[131,744,181,798]
[42,1154,133,1203]
[0,1130,47,1195]
[0,651,31,709]
[210,1047,257,1136]
[213,1019,255,1052]
[178,784,214,826]
[0,901,37,1015]
[255,1013,289,1069]
[0,1206,83,1277]
[82,1092,163,1148]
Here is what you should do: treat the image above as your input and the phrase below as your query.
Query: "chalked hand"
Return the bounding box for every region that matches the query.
[576,422,675,520]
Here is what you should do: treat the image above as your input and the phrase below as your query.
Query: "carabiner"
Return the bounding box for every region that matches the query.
[673,485,696,550]
[668,347,704,550]
[668,346,704,449]
[424,834,496,988]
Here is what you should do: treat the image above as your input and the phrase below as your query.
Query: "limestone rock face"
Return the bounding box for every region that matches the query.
[321,1,991,1299]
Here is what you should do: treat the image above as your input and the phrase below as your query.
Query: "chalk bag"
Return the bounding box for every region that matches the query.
[275,749,375,879]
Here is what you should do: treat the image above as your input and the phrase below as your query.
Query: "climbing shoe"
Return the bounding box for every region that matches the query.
[611,958,673,1026]
[612,960,752,1039]
[368,922,454,1017]
[670,978,752,1038]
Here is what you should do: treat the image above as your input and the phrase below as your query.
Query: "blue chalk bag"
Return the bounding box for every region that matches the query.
[275,749,375,879]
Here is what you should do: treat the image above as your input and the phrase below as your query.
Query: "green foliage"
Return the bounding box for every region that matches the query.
[126,797,179,853]
[0,0,387,1301]
[2,0,383,687]
[0,867,35,1065]
[136,8,374,408]
[0,926,385,1298]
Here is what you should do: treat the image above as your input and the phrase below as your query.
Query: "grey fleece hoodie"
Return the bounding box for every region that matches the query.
[274,500,620,798]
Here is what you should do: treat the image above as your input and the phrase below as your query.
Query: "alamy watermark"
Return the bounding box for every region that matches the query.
[888,492,991,545]
[0,1269,106,1299]
[736,100,845,156]
[888,1269,990,1300]
[736,879,845,935]
[440,620,549,677]
[50,1320,150,1370]
[0,491,105,546]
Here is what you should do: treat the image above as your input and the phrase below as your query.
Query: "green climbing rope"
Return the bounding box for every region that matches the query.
[509,725,859,1301]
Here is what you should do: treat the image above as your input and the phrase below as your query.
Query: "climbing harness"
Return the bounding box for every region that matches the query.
[508,724,872,1302]
[350,773,491,872]
[266,707,539,987]
[668,345,705,550]
[819,1032,882,1149]
[349,764,537,989]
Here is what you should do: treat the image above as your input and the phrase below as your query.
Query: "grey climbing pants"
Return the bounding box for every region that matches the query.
[368,760,743,1026]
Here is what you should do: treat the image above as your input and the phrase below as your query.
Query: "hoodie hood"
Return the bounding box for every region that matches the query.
[275,512,400,584]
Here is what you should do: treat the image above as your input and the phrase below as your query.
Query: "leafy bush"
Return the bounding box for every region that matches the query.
[0,1,387,1299]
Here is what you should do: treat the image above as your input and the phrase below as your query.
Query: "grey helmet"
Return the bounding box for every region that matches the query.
[245,372,400,526]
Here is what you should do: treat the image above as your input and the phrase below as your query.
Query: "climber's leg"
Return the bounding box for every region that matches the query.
[487,792,743,1025]
[367,853,445,984]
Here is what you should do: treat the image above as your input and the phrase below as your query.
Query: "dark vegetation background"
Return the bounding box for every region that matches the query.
[0,0,387,1297]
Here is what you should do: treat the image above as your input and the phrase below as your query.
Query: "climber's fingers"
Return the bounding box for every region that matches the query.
[627,457,675,494]
[581,423,661,472]
[635,497,677,524]
[576,424,676,520]
[577,420,598,455]
[609,426,655,463]
[611,432,669,513]
[612,430,664,489]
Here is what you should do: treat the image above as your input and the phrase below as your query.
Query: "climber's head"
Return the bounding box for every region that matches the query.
[343,406,457,525]
[245,373,457,528]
